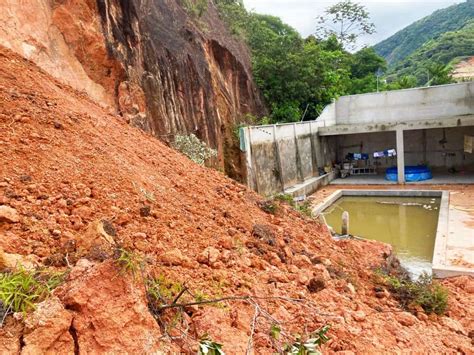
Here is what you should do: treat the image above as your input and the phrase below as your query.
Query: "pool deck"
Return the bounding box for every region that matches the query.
[311,185,474,278]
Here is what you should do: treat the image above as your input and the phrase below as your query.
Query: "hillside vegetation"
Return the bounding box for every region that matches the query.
[215,0,386,123]
[374,0,474,67]
[387,20,474,84]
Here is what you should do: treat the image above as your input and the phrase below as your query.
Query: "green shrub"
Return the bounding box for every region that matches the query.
[173,134,217,166]
[0,268,66,314]
[274,193,294,205]
[382,272,448,315]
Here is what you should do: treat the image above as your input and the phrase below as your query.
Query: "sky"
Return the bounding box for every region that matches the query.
[242,0,464,46]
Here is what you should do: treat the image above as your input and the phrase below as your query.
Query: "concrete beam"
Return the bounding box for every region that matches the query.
[396,129,405,184]
[318,114,474,136]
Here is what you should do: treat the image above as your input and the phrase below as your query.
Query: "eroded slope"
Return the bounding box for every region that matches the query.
[0,47,472,353]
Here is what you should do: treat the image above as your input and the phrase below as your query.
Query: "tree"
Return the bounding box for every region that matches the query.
[315,0,375,49]
[427,63,454,86]
[350,47,386,79]
[215,0,383,123]
[386,75,418,90]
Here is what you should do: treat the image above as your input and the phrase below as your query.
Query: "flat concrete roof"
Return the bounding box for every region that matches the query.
[318,115,474,136]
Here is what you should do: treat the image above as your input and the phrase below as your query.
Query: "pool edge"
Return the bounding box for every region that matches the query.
[313,190,472,278]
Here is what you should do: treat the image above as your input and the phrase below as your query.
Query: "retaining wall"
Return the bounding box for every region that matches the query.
[241,122,336,196]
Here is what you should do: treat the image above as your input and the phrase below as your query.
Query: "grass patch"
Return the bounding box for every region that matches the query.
[376,271,448,315]
[294,200,313,218]
[258,200,278,215]
[0,268,67,314]
[274,193,294,205]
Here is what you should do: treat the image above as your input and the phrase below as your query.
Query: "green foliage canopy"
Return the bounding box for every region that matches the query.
[215,1,387,123]
[385,19,474,85]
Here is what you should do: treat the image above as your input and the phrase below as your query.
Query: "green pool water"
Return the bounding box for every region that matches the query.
[323,196,441,277]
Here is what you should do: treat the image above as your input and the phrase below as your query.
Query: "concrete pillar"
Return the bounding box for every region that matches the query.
[341,211,349,235]
[396,129,405,184]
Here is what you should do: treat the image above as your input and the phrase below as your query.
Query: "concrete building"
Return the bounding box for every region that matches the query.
[240,82,474,196]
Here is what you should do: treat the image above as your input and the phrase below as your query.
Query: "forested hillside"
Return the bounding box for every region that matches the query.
[374,0,474,67]
[387,20,474,84]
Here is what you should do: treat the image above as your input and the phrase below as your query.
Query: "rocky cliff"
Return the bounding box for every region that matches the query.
[0,0,265,179]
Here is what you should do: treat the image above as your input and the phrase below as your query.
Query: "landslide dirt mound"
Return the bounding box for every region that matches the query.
[0,47,473,353]
[0,0,266,180]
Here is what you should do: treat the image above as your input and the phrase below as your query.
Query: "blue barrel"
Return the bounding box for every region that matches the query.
[386,166,433,182]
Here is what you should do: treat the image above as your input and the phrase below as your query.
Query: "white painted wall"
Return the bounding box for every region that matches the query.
[241,82,474,192]
[335,82,474,125]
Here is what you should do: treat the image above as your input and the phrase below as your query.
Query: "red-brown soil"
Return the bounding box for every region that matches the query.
[0,47,473,353]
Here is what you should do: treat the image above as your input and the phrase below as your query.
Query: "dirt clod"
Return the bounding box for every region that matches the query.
[307,278,326,293]
[139,205,151,217]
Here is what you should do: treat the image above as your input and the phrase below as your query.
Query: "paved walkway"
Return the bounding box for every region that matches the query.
[444,193,474,274]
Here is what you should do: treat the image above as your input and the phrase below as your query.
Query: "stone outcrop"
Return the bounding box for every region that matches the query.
[0,0,265,179]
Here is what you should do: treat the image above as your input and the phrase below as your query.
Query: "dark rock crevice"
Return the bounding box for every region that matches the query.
[68,321,80,355]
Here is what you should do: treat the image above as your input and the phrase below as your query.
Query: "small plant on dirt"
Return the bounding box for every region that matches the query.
[258,200,278,215]
[172,134,217,166]
[379,271,448,315]
[198,335,225,355]
[273,194,313,218]
[294,200,313,218]
[115,248,142,276]
[283,325,330,355]
[147,275,184,309]
[274,193,295,205]
[270,323,281,340]
[0,268,66,315]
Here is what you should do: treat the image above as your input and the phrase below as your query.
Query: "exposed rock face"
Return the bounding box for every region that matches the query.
[0,0,121,107]
[0,0,265,179]
[96,0,264,178]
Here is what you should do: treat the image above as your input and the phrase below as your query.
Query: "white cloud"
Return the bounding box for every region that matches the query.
[243,0,464,46]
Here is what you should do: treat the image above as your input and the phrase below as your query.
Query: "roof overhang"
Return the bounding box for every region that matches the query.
[318,114,474,136]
